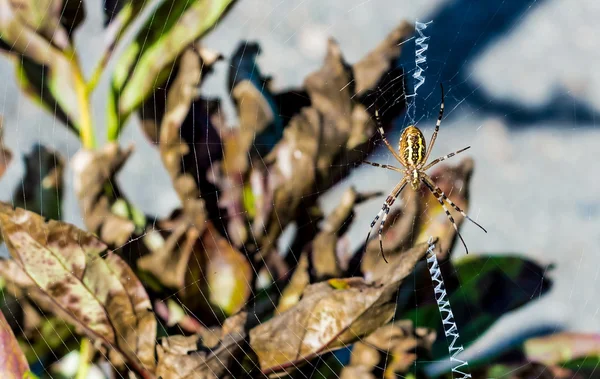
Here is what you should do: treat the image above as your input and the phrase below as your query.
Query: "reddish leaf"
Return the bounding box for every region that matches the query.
[0,309,30,376]
[525,332,600,366]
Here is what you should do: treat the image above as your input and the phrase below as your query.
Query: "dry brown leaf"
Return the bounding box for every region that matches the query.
[138,211,201,290]
[139,219,253,319]
[0,117,12,179]
[276,187,380,313]
[71,143,137,247]
[249,241,429,376]
[156,312,248,379]
[341,320,435,379]
[0,204,156,376]
[158,45,223,230]
[353,21,413,95]
[276,253,309,314]
[0,308,30,376]
[238,22,412,260]
[414,158,476,258]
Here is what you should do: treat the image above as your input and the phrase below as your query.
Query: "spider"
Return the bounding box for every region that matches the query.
[364,84,487,263]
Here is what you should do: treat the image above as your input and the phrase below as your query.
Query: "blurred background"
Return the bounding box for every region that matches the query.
[1,0,599,374]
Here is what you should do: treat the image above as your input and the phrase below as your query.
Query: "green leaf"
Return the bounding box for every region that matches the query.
[107,0,236,138]
[404,255,553,360]
[0,0,86,132]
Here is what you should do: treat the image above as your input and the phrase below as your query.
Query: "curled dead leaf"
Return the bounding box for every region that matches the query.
[157,45,225,230]
[156,312,248,378]
[71,143,139,247]
[139,219,253,319]
[341,320,435,379]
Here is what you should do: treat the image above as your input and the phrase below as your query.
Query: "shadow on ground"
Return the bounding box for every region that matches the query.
[396,0,598,126]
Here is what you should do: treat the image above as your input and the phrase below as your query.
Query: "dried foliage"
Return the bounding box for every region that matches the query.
[0,2,590,379]
[340,321,435,379]
[0,118,12,179]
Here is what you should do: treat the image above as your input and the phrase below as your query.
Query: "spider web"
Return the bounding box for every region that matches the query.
[1,0,599,378]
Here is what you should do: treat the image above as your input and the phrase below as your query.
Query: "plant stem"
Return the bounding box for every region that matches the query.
[86,48,111,95]
[73,64,96,149]
[75,338,93,379]
[86,2,134,94]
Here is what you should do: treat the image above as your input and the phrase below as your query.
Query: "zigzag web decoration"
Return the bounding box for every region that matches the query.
[405,19,432,125]
[426,236,472,379]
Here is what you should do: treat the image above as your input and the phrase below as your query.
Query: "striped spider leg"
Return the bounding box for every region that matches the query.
[364,177,407,263]
[364,84,486,262]
[420,174,487,254]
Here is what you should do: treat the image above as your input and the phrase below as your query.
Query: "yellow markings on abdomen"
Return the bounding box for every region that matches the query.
[399,126,426,167]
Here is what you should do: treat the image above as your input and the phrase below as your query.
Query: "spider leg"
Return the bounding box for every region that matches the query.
[421,146,470,171]
[365,205,388,262]
[365,178,407,263]
[362,160,403,173]
[421,83,445,165]
[421,178,470,254]
[374,109,406,167]
[421,175,487,233]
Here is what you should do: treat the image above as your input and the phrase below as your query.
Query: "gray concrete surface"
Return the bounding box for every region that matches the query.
[1,0,599,369]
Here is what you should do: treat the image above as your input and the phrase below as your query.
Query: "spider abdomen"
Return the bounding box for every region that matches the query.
[399,126,426,167]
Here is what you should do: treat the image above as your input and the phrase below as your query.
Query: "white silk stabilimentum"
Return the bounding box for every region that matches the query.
[406,20,432,124]
[426,237,472,379]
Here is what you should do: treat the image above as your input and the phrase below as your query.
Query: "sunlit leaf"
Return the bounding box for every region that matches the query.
[0,0,86,131]
[276,188,379,314]
[139,219,252,319]
[480,362,581,379]
[249,242,429,376]
[107,0,235,136]
[0,204,156,374]
[524,332,600,366]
